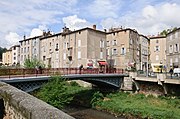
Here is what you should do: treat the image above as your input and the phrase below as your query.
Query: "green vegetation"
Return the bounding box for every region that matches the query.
[24,58,45,68]
[93,92,180,119]
[35,76,86,109]
[160,27,178,36]
[0,47,6,60]
[35,76,180,119]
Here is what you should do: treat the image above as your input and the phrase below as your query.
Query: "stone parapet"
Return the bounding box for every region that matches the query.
[0,82,75,119]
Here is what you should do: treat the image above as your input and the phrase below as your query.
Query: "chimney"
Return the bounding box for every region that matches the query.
[93,25,96,30]
[23,35,26,40]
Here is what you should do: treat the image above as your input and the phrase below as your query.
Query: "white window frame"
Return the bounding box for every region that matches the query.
[78,51,81,59]
[100,52,103,59]
[78,40,81,47]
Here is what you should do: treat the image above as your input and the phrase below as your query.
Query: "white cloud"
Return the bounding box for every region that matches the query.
[0,0,78,48]
[29,25,48,37]
[101,2,180,35]
[5,32,21,48]
[88,0,123,18]
[62,15,92,30]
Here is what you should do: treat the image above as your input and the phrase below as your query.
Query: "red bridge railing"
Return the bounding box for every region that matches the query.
[0,68,125,78]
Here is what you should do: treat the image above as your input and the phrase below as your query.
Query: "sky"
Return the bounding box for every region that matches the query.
[1,0,180,48]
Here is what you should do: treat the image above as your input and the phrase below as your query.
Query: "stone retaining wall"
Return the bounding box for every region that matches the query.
[0,82,75,119]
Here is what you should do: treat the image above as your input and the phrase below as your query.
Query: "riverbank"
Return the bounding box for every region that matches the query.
[34,76,180,119]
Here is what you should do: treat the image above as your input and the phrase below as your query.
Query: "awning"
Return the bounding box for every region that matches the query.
[87,63,93,66]
[98,61,108,65]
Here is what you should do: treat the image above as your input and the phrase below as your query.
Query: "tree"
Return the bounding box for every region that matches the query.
[24,58,45,68]
[160,27,178,36]
[0,47,7,60]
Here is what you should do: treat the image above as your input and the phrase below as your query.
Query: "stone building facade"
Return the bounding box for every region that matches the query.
[106,28,140,70]
[40,27,106,68]
[149,36,166,67]
[139,35,149,71]
[166,28,180,70]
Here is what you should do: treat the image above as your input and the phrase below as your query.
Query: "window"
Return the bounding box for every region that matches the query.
[56,52,59,59]
[112,40,117,46]
[78,51,81,59]
[155,46,160,51]
[21,48,23,53]
[21,55,23,60]
[100,40,104,48]
[43,56,46,61]
[169,45,173,53]
[156,40,159,43]
[56,43,59,50]
[121,47,126,55]
[174,44,179,52]
[78,40,81,47]
[27,47,29,52]
[14,53,16,55]
[63,53,66,60]
[112,49,117,55]
[13,47,16,50]
[155,55,159,61]
[14,57,16,60]
[24,47,26,53]
[130,39,132,45]
[100,52,103,59]
[64,42,66,49]
[175,32,178,38]
[170,58,173,66]
[175,58,178,62]
[107,49,110,56]
[114,59,116,66]
[107,41,110,46]
[34,48,36,54]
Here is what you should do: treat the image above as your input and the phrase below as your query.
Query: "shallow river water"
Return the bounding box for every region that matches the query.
[63,105,125,119]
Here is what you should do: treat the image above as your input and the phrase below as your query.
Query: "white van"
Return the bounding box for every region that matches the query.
[173,68,180,77]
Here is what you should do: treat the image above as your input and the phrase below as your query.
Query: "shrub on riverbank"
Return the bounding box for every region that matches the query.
[93,92,180,119]
[35,76,86,109]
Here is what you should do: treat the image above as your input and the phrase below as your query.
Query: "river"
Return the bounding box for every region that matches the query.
[63,105,125,119]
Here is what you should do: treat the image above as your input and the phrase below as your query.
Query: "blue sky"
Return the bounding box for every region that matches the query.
[1,0,180,48]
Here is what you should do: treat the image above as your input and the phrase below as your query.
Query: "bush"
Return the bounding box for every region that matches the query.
[90,91,104,107]
[36,76,73,109]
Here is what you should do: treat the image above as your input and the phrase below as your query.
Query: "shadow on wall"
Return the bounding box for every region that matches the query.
[0,98,5,119]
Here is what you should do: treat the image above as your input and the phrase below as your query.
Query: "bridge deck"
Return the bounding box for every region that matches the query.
[135,77,180,85]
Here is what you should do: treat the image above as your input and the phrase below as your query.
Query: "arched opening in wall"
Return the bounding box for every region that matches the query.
[0,98,5,119]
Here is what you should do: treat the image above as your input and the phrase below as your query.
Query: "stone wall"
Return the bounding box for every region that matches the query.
[0,82,75,119]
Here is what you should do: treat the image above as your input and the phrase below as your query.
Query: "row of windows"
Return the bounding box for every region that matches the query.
[169,44,179,53]
[170,58,179,66]
[107,48,126,55]
[21,47,30,53]
[107,40,117,46]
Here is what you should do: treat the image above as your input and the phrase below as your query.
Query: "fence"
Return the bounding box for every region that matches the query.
[0,68,124,78]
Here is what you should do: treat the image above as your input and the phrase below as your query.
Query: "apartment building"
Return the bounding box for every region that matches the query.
[149,36,166,67]
[11,45,20,65]
[139,35,149,71]
[106,28,140,70]
[2,49,12,66]
[19,35,41,65]
[166,28,180,70]
[40,26,107,68]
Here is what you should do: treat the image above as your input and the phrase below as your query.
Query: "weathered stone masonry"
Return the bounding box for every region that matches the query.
[0,82,75,119]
